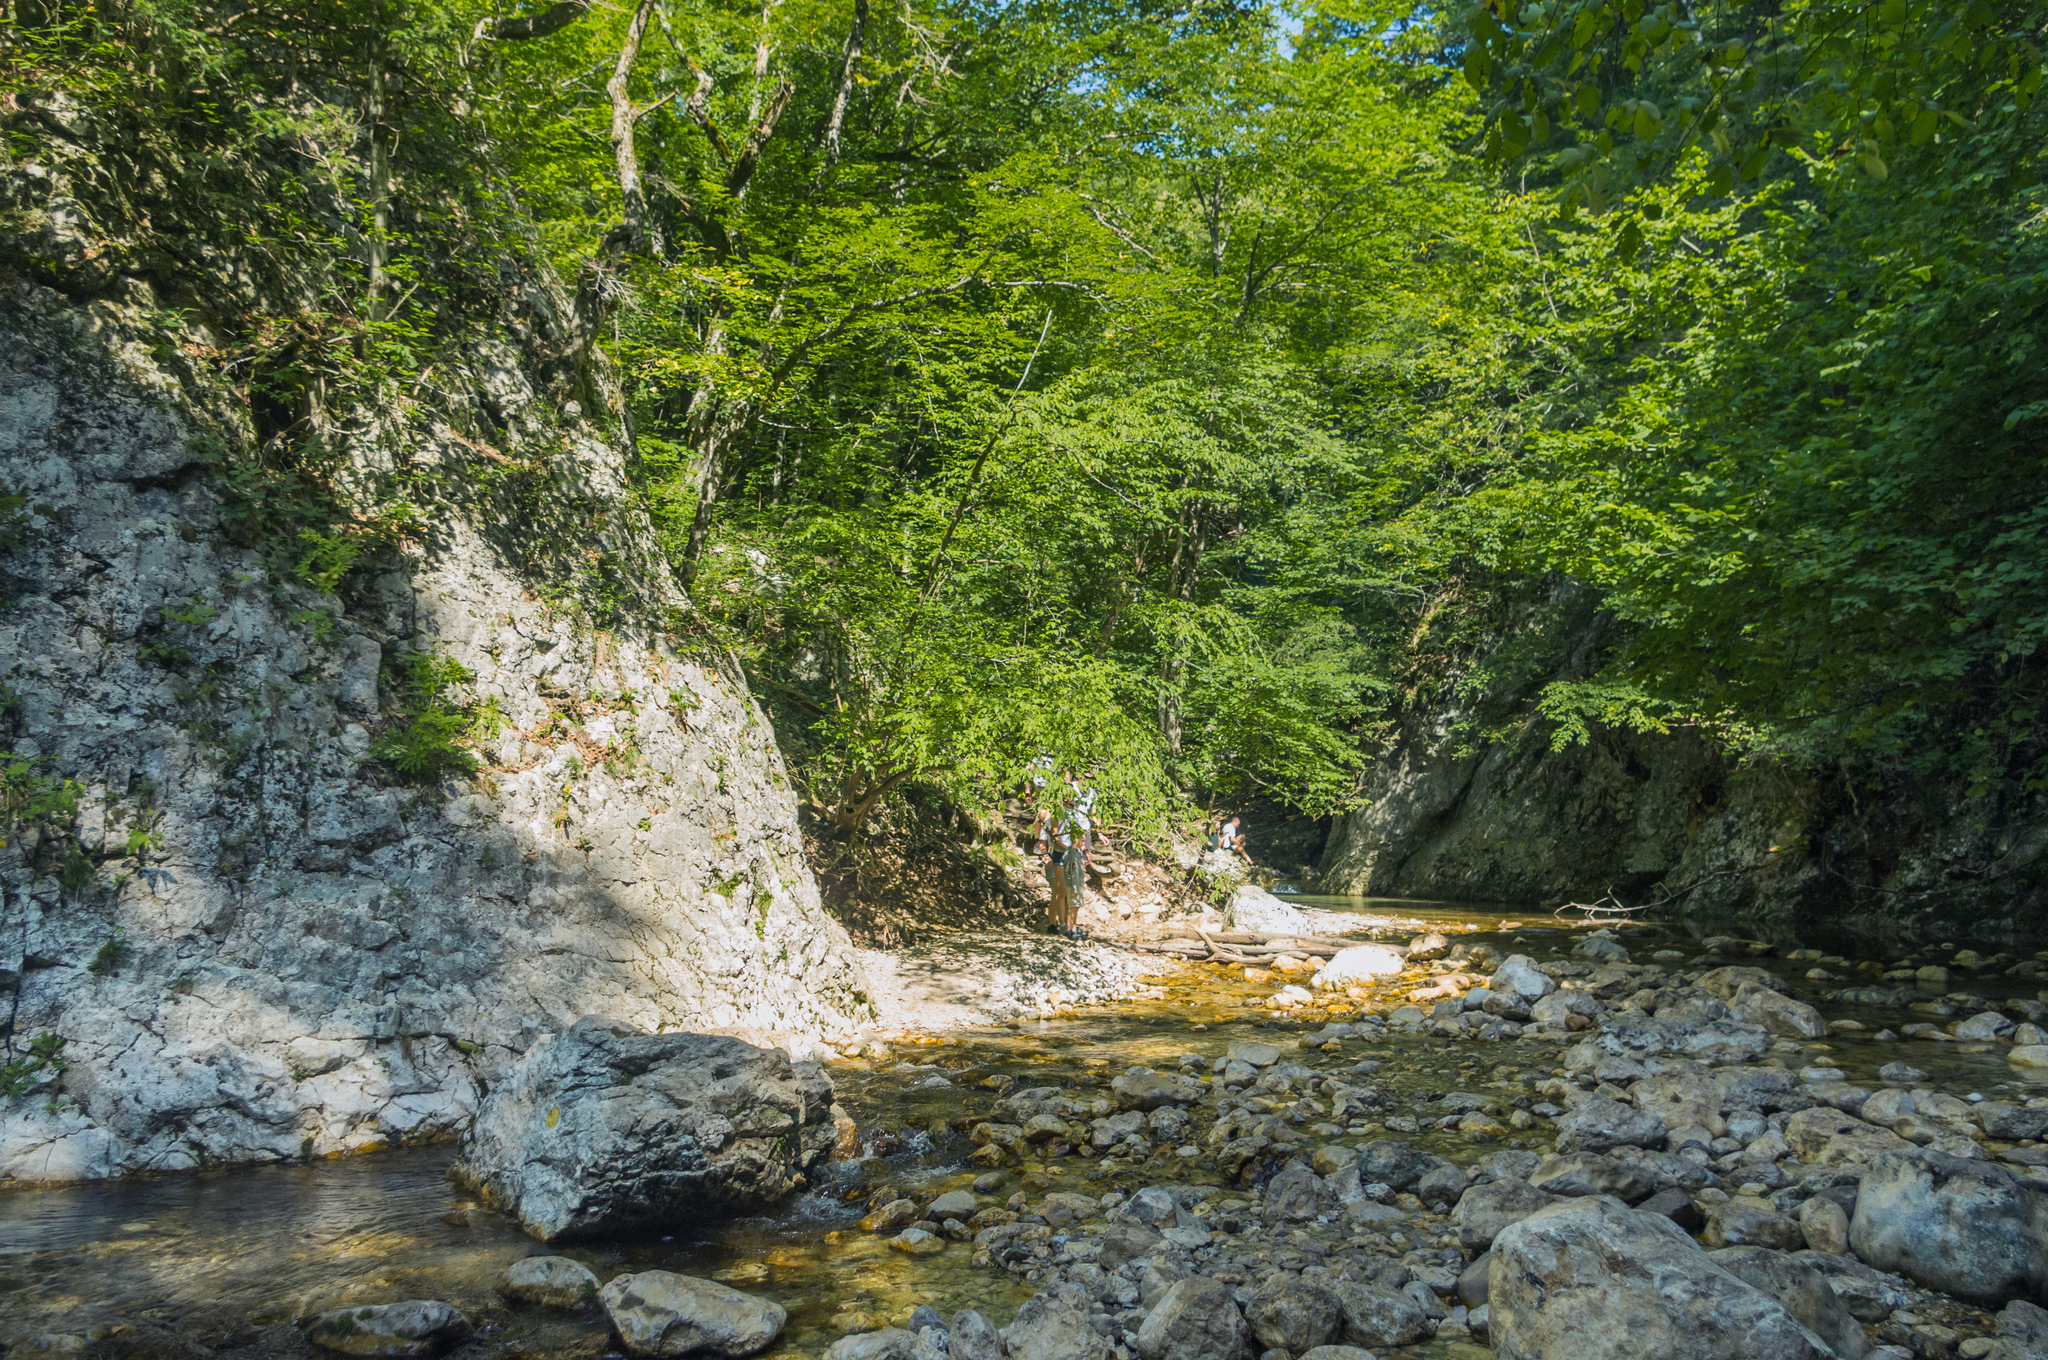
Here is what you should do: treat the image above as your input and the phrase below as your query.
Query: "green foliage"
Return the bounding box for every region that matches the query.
[87,931,127,978]
[0,1034,68,1099]
[370,651,504,785]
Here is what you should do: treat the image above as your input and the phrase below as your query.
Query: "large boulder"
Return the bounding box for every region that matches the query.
[451,1018,835,1240]
[1314,945,1405,989]
[1004,1285,1112,1360]
[304,1301,473,1357]
[1489,1197,1836,1360]
[1555,1094,1669,1154]
[1530,1152,1655,1203]
[1136,1277,1248,1360]
[1245,1274,1343,1353]
[1490,955,1558,1006]
[1785,1107,1911,1168]
[1227,887,1312,934]
[1849,1149,2048,1304]
[1709,1246,1870,1359]
[600,1272,787,1358]
[824,1333,945,1360]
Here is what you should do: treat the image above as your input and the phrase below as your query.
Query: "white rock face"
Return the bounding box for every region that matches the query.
[0,288,870,1182]
[1313,945,1404,989]
[1225,886,1312,933]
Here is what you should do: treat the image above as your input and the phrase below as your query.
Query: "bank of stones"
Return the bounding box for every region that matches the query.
[839,932,2048,1360]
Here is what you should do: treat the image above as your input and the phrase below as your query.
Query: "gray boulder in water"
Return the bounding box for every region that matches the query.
[451,1017,836,1240]
[599,1271,787,1357]
[303,1301,473,1357]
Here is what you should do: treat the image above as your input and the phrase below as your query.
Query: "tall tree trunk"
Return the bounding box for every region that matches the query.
[361,5,393,326]
[1157,490,1205,754]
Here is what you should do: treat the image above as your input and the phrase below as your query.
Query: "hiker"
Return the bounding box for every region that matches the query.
[1218,815,1251,865]
[1036,780,1092,937]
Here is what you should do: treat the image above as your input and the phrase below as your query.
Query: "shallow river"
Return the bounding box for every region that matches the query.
[4,896,2043,1356]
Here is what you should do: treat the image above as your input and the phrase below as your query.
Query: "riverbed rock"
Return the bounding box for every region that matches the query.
[1453,1178,1561,1250]
[1112,1068,1204,1111]
[304,1301,475,1357]
[1555,1094,1669,1153]
[1359,1139,1438,1190]
[599,1272,786,1358]
[1730,983,1828,1040]
[1136,1277,1247,1360]
[1798,1195,1851,1255]
[950,1310,1003,1360]
[1332,1281,1430,1349]
[1704,1198,1806,1251]
[1227,888,1312,934]
[1264,1158,1338,1228]
[451,1018,834,1240]
[1530,1152,1655,1202]
[1784,1107,1911,1167]
[495,1256,601,1309]
[1697,967,1786,1000]
[824,1332,945,1360]
[1099,1225,1164,1270]
[1315,945,1406,989]
[1004,1284,1112,1360]
[1709,1246,1870,1359]
[1489,1197,1835,1360]
[1490,955,1558,1005]
[1246,1274,1343,1353]
[926,1190,980,1221]
[1849,1149,2048,1304]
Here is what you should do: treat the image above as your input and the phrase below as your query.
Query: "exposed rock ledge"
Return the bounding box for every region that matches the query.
[0,285,870,1183]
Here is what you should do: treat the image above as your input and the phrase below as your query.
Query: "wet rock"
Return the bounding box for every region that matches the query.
[304,1301,474,1357]
[1533,990,1607,1029]
[1246,1274,1343,1353]
[1849,1149,2048,1304]
[1697,966,1786,1000]
[1958,1012,2017,1041]
[1983,1103,2048,1141]
[2011,1046,2048,1071]
[1784,1107,1912,1167]
[1530,1152,1656,1203]
[1490,1197,1834,1360]
[1575,934,1631,963]
[1798,1195,1851,1255]
[1113,1069,1204,1111]
[600,1273,787,1357]
[1555,1094,1669,1154]
[888,1228,946,1255]
[1136,1276,1248,1360]
[1993,1299,2048,1359]
[1298,1348,1377,1360]
[452,1020,834,1241]
[926,1190,980,1221]
[1452,1178,1561,1251]
[1731,983,1828,1040]
[1333,1281,1431,1349]
[862,1199,920,1232]
[1709,1246,1870,1359]
[1634,1068,1729,1138]
[1638,1188,1707,1233]
[950,1310,1003,1360]
[1228,1041,1283,1068]
[1004,1284,1112,1360]
[495,1256,601,1310]
[1316,945,1406,988]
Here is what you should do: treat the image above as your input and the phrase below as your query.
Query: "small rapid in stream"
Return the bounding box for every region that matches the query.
[5,896,2047,1358]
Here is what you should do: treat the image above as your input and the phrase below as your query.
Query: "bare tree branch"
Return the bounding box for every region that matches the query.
[727,78,794,201]
[606,0,661,259]
[816,0,869,180]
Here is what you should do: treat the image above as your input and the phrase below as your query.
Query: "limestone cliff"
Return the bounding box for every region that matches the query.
[0,280,870,1181]
[1320,679,2048,939]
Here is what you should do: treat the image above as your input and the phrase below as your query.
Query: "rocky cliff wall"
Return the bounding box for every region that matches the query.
[1319,685,2048,941]
[0,280,872,1183]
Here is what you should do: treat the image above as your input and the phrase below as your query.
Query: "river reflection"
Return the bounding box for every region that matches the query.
[4,894,2044,1355]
